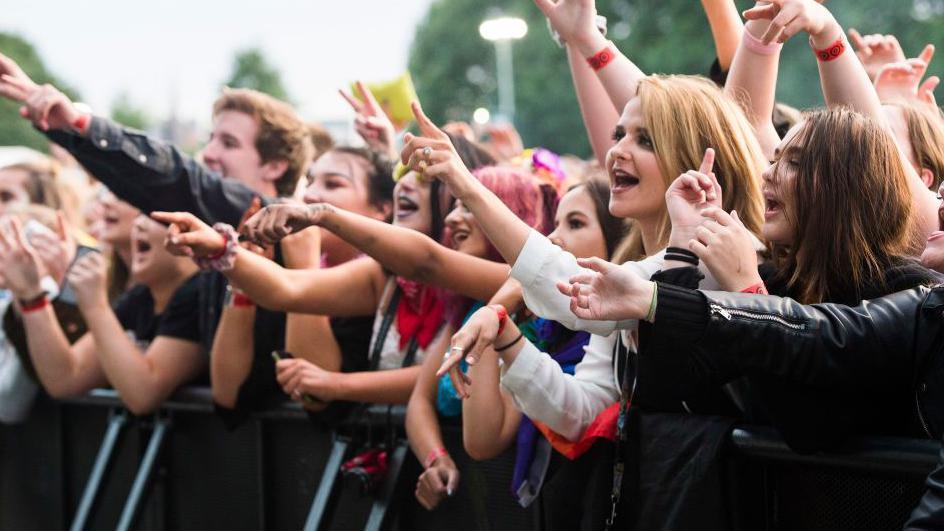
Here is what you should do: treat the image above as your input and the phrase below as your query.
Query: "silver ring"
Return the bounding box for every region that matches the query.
[450,345,464,352]
[292,389,301,399]
[422,146,432,159]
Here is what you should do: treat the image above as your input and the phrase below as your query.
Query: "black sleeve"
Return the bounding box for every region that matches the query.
[651,266,704,289]
[155,274,202,343]
[653,283,931,391]
[44,117,266,225]
[113,284,151,331]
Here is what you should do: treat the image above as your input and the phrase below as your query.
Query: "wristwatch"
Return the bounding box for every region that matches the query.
[547,15,608,48]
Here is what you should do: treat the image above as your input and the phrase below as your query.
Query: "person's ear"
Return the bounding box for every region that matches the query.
[920,167,935,189]
[260,159,290,183]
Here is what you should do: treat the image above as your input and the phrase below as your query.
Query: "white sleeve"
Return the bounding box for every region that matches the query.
[500,331,619,441]
[511,230,665,334]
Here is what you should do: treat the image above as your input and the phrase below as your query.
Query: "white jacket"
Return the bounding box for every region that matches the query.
[500,230,723,441]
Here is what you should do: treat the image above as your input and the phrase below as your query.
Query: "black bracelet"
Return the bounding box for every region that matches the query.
[666,247,698,259]
[495,332,524,352]
[664,253,699,266]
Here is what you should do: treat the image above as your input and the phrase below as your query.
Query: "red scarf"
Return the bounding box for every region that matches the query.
[394,278,445,350]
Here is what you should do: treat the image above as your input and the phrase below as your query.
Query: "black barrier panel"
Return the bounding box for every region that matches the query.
[1,388,942,531]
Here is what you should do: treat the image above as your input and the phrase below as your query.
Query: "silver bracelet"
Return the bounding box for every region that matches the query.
[547,15,608,48]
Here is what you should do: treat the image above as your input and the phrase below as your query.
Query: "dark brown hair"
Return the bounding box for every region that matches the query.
[570,177,630,259]
[772,108,916,304]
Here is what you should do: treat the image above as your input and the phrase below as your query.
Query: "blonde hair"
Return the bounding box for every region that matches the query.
[884,99,944,191]
[613,75,766,262]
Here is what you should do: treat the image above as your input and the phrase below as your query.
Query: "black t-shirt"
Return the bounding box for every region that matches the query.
[114,273,203,348]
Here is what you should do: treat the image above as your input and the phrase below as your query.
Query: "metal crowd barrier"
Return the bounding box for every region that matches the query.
[0,387,940,530]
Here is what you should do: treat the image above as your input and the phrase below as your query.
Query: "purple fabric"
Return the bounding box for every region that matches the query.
[510,323,590,503]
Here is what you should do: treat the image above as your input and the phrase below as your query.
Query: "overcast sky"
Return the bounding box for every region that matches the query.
[1,0,436,127]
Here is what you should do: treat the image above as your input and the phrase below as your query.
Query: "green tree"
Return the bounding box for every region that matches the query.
[222,48,291,102]
[0,32,80,152]
[409,0,944,158]
[110,91,151,131]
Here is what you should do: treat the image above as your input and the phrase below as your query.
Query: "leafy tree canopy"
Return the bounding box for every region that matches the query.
[223,47,291,103]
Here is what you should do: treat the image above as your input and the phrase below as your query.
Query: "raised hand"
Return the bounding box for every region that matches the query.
[436,306,505,398]
[0,52,38,101]
[275,358,340,403]
[0,216,45,301]
[848,29,907,82]
[150,211,224,258]
[415,458,459,510]
[557,257,655,322]
[743,0,838,45]
[533,0,601,53]
[874,45,939,106]
[66,251,110,310]
[339,81,398,158]
[240,202,334,246]
[666,148,721,247]
[400,101,477,197]
[689,208,762,292]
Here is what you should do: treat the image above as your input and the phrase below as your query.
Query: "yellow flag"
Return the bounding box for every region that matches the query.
[352,72,419,129]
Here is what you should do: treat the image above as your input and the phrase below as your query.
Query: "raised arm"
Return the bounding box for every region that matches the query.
[702,0,744,72]
[565,43,621,166]
[151,211,385,317]
[535,0,646,112]
[239,197,511,302]
[743,0,939,236]
[0,54,258,225]
[724,7,784,158]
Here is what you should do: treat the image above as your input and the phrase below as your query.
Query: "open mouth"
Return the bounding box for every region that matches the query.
[134,239,153,254]
[764,196,782,219]
[610,168,640,191]
[396,194,419,219]
[451,229,470,246]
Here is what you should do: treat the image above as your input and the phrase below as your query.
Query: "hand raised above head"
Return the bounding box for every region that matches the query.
[340,81,398,157]
[874,45,938,106]
[400,101,476,195]
[533,0,601,53]
[0,52,38,102]
[848,29,907,82]
[743,0,838,45]
[0,216,45,300]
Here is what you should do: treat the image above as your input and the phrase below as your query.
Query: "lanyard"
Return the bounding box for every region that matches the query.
[606,331,638,530]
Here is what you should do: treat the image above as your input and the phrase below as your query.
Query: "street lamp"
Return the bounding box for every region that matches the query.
[479,16,527,124]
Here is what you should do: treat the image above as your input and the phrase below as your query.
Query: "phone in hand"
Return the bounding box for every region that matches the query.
[58,246,101,306]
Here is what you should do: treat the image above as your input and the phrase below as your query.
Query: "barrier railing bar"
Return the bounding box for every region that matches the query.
[363,442,409,531]
[69,408,128,531]
[303,437,350,531]
[115,415,171,531]
[729,427,941,475]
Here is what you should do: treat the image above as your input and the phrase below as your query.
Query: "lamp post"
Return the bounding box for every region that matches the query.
[479,16,527,124]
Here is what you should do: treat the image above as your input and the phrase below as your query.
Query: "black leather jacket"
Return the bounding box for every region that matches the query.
[652,282,944,438]
[651,282,944,530]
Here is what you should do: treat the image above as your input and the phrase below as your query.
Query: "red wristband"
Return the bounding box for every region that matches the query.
[206,232,229,261]
[812,35,846,62]
[740,282,769,295]
[586,43,616,72]
[232,292,254,307]
[19,295,49,313]
[71,113,90,134]
[487,304,508,335]
[424,447,448,469]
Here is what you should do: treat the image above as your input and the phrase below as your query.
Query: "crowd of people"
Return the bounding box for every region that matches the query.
[2,0,944,528]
